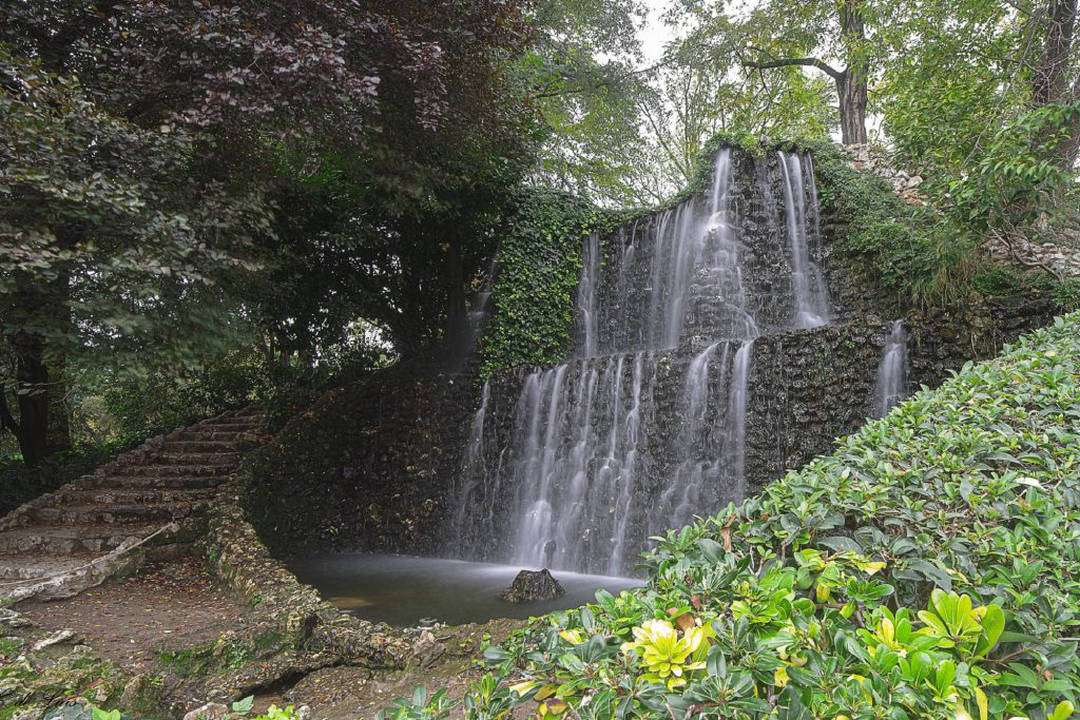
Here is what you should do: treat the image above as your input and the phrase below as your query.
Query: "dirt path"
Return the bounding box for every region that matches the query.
[18,554,255,674]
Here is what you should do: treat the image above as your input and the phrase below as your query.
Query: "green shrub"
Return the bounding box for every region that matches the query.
[388,312,1080,719]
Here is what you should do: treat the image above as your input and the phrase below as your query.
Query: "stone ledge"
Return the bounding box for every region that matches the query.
[203,478,412,671]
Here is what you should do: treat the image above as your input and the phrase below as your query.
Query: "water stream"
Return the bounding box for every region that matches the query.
[873,320,909,417]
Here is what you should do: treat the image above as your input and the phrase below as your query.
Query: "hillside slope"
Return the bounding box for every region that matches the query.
[390,313,1080,720]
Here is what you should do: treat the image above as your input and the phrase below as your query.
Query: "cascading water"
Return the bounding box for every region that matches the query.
[872,321,909,418]
[777,152,831,328]
[449,380,491,545]
[449,148,835,575]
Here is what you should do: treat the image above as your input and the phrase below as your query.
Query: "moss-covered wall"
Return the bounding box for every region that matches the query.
[244,364,476,556]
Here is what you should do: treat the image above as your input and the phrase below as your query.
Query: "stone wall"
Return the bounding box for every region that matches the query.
[744,320,881,494]
[206,479,410,667]
[244,364,475,556]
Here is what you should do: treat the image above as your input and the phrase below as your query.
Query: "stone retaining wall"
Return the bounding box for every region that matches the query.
[204,478,411,667]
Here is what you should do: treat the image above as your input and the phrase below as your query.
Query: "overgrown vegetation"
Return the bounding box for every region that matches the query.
[389,312,1080,719]
[808,140,1080,311]
[480,191,615,374]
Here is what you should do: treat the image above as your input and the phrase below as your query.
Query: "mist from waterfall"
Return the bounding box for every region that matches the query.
[449,148,834,575]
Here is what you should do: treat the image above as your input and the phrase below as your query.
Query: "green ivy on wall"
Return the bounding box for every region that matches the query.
[479,189,615,375]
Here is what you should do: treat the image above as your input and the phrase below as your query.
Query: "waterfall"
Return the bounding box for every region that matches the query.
[873,321,909,417]
[647,341,729,535]
[777,151,831,329]
[449,263,496,371]
[448,380,492,553]
[576,234,601,358]
[448,147,837,576]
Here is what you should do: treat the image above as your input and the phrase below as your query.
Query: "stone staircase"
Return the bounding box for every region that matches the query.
[0,408,263,599]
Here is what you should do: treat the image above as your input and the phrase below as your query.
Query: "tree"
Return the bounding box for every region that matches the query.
[0,48,268,464]
[673,0,903,145]
[1030,0,1079,166]
[515,0,657,206]
[636,44,834,196]
[1,0,537,463]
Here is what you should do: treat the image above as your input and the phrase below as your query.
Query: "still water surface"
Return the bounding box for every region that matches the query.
[286,553,643,626]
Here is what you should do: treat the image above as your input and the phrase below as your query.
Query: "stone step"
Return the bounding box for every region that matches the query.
[82,474,227,491]
[57,487,218,506]
[154,451,240,466]
[0,523,160,554]
[161,439,242,453]
[200,419,259,430]
[30,502,206,526]
[172,429,244,442]
[107,463,232,479]
[0,553,98,581]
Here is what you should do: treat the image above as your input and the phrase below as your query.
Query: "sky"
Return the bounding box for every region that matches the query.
[638,0,675,66]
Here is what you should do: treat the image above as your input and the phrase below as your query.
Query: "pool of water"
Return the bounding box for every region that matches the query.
[285,553,644,626]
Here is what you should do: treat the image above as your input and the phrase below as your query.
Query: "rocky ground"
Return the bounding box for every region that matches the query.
[280,618,525,719]
[1,546,529,719]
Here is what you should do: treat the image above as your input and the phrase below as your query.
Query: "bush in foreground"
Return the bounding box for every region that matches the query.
[383,312,1080,720]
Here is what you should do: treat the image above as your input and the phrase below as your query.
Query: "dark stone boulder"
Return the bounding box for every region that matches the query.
[500,569,565,604]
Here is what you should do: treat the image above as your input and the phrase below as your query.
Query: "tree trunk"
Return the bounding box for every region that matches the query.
[1061,77,1080,166]
[838,0,869,145]
[12,331,49,467]
[837,71,869,145]
[1033,0,1077,107]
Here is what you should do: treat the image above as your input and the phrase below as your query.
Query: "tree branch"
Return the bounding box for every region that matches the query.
[743,56,845,81]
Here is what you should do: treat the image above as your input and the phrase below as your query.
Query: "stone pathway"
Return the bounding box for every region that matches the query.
[0,408,262,601]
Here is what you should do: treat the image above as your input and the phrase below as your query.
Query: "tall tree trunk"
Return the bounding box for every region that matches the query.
[838,0,869,145]
[12,331,49,466]
[1033,0,1077,107]
[1031,1,1080,167]
[1061,77,1080,166]
[837,70,869,145]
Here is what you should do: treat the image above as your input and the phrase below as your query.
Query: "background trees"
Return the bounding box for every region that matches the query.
[1,0,535,465]
[1,0,1077,470]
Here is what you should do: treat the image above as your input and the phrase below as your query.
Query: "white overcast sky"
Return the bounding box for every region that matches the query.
[639,0,675,65]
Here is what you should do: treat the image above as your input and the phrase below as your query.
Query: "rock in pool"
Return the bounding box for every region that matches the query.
[500,569,565,604]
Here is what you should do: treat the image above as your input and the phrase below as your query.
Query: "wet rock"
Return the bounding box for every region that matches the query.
[411,629,445,668]
[500,569,565,604]
[0,676,30,703]
[32,629,76,651]
[120,673,164,711]
[182,702,230,720]
[12,705,45,720]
